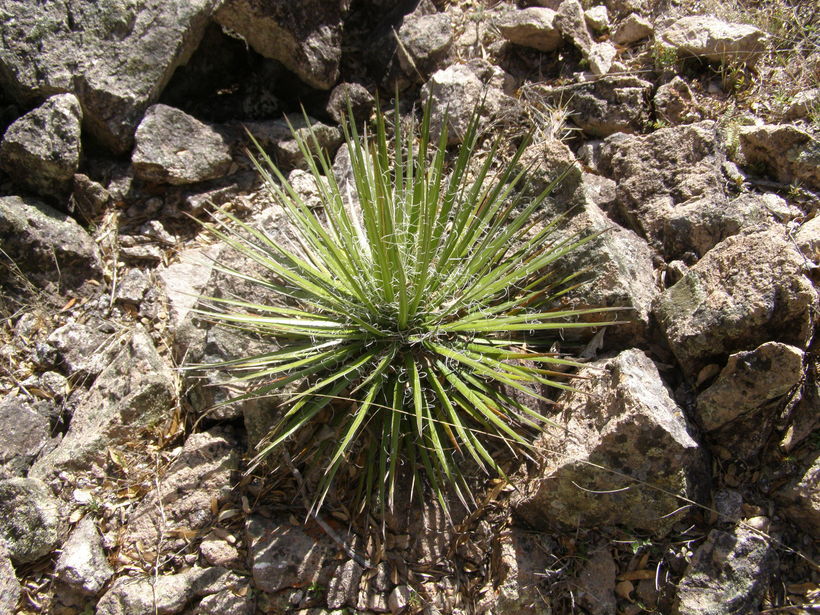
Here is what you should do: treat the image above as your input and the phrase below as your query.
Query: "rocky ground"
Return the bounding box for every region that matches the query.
[0,0,818,613]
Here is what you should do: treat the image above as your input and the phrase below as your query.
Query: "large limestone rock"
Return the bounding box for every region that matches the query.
[0,195,101,288]
[31,326,175,481]
[655,229,817,377]
[514,349,708,536]
[0,0,222,153]
[0,477,63,564]
[496,7,562,52]
[132,104,232,185]
[659,16,768,65]
[214,0,349,90]
[674,527,775,615]
[0,93,82,201]
[739,123,820,190]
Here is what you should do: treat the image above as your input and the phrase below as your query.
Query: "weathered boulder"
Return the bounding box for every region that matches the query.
[55,516,114,595]
[326,83,374,126]
[654,76,703,125]
[739,123,820,190]
[654,229,817,377]
[0,394,52,478]
[531,76,652,138]
[46,322,119,379]
[659,16,768,65]
[612,13,653,45]
[673,527,775,615]
[132,104,232,185]
[396,11,454,79]
[514,349,708,536]
[119,428,240,563]
[776,454,820,535]
[0,195,101,289]
[421,62,514,145]
[214,0,348,90]
[96,567,243,615]
[31,326,175,481]
[0,0,222,153]
[0,540,20,613]
[0,477,63,564]
[0,93,82,201]
[696,342,804,432]
[496,7,562,52]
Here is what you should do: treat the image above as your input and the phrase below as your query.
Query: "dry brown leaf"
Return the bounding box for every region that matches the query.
[617,569,656,581]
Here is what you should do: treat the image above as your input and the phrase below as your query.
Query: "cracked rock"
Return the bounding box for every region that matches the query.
[55,516,114,595]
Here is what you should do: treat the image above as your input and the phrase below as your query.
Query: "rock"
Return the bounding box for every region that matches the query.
[496,7,562,52]
[327,560,364,609]
[158,245,222,335]
[96,566,242,615]
[70,173,112,222]
[244,115,342,170]
[576,545,617,615]
[421,63,512,145]
[0,477,63,564]
[489,528,552,614]
[389,585,411,614]
[31,326,175,481]
[654,77,703,125]
[0,94,82,201]
[654,229,817,377]
[0,195,101,289]
[531,76,652,138]
[55,516,114,595]
[197,588,255,615]
[612,13,653,45]
[783,87,820,121]
[776,454,820,535]
[326,83,374,125]
[586,41,618,75]
[0,394,52,477]
[0,540,21,614]
[396,12,453,78]
[115,268,151,304]
[659,16,768,65]
[200,532,241,568]
[120,428,240,562]
[514,349,708,536]
[214,0,348,90]
[739,124,820,190]
[0,0,222,153]
[674,527,775,615]
[247,514,339,593]
[696,342,804,431]
[555,0,617,75]
[46,322,119,379]
[132,104,232,185]
[585,6,610,32]
[794,216,820,265]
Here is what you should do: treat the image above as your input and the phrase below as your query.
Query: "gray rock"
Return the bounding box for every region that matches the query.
[46,322,119,379]
[783,87,820,121]
[489,529,552,614]
[654,77,703,125]
[96,566,242,615]
[739,123,820,190]
[200,532,241,568]
[31,326,175,481]
[327,560,364,609]
[55,516,113,595]
[158,245,222,334]
[674,527,775,615]
[70,173,112,222]
[794,216,820,265]
[120,428,239,562]
[389,585,411,614]
[776,454,820,535]
[197,588,255,615]
[0,195,101,288]
[0,394,52,477]
[0,477,63,564]
[421,63,512,145]
[496,7,562,52]
[576,545,617,615]
[532,76,652,138]
[654,229,817,377]
[584,6,610,32]
[612,13,653,45]
[397,12,453,79]
[0,0,221,153]
[214,0,348,90]
[514,349,708,536]
[132,104,232,185]
[247,514,339,593]
[326,83,374,125]
[697,342,804,431]
[659,16,768,65]
[0,93,82,201]
[115,268,151,304]
[0,540,20,613]
[555,0,616,75]
[244,115,342,170]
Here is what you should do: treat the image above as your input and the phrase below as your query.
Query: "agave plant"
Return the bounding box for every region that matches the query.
[195,100,619,517]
